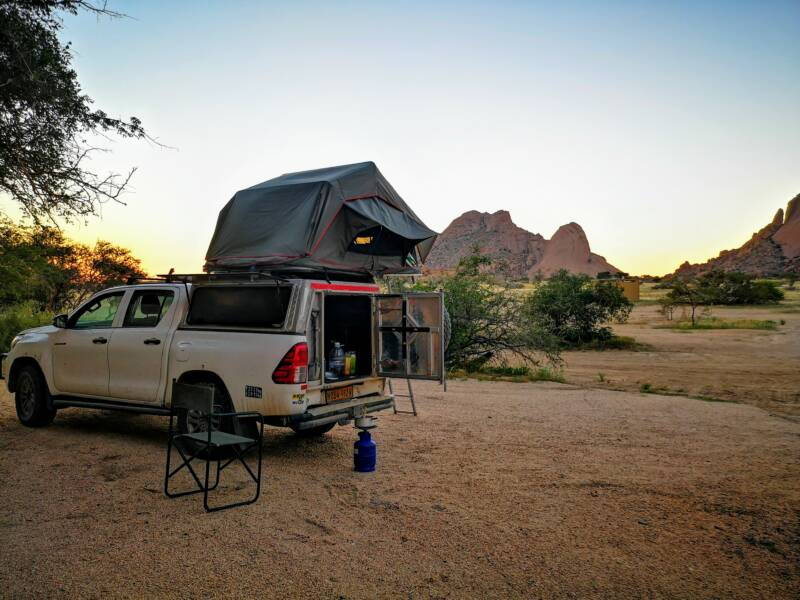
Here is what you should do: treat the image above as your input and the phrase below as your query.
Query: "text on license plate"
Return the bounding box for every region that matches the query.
[326,385,354,403]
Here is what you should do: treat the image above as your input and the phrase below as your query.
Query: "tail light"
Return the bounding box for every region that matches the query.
[272,342,308,384]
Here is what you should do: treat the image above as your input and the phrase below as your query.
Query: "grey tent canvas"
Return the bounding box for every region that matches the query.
[204,162,437,276]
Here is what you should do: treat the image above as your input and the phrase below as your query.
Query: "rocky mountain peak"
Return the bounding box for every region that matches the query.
[774,194,800,261]
[425,211,618,279]
[784,194,800,223]
[674,193,800,276]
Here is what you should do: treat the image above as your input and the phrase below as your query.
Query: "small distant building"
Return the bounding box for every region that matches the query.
[616,279,640,301]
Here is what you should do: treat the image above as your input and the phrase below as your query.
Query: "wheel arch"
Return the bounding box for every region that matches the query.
[8,357,48,394]
[173,370,234,408]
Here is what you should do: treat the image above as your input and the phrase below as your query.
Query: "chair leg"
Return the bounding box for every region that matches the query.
[203,452,212,511]
[203,427,264,512]
[165,440,209,498]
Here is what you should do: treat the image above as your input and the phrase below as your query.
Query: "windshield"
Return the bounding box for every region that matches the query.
[186,285,292,328]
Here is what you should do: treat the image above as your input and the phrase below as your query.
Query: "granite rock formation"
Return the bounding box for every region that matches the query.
[425,210,619,279]
[674,193,800,277]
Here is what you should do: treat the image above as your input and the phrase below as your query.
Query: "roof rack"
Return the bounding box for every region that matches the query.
[126,267,375,286]
[124,271,285,286]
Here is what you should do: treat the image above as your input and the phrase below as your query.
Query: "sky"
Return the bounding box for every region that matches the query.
[3,0,799,275]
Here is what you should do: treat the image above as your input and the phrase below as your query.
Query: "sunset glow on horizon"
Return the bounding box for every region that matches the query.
[2,0,798,277]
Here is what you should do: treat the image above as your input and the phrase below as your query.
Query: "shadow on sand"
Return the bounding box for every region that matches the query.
[46,408,352,465]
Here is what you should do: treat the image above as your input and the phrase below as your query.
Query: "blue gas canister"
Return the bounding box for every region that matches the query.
[354,430,376,472]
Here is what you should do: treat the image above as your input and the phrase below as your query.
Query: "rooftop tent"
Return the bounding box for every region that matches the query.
[204,162,437,276]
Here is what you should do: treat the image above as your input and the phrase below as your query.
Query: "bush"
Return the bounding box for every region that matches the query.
[451,364,565,383]
[659,271,784,325]
[410,252,561,370]
[524,270,633,346]
[680,271,783,305]
[656,317,778,331]
[0,302,51,351]
[574,335,644,351]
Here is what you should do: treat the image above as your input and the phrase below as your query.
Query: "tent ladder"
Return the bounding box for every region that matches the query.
[389,378,417,416]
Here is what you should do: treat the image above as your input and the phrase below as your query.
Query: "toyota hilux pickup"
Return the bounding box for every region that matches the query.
[1,273,445,440]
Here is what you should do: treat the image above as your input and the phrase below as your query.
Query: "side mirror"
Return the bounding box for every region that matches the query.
[53,314,68,329]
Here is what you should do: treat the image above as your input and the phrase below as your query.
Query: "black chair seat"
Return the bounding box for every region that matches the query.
[177,431,255,447]
[165,381,264,512]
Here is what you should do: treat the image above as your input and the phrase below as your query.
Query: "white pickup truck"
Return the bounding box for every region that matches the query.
[1,274,445,441]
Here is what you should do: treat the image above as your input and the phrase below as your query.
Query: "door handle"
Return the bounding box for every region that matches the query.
[143,338,161,345]
[92,337,107,344]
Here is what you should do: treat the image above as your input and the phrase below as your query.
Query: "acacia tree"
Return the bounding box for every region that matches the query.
[660,279,709,326]
[0,218,145,311]
[661,271,784,325]
[0,0,147,223]
[411,252,561,370]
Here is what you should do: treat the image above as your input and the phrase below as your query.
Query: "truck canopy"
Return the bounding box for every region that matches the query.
[204,162,437,276]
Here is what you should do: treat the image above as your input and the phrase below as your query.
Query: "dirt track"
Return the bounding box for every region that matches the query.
[1,380,798,599]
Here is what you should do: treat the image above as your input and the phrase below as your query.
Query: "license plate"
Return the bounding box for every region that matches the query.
[326,385,354,403]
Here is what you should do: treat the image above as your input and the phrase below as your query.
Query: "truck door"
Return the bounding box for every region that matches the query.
[374,292,445,383]
[107,288,177,404]
[53,290,127,397]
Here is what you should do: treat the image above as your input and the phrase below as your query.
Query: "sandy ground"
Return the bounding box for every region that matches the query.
[562,303,800,418]
[1,380,798,599]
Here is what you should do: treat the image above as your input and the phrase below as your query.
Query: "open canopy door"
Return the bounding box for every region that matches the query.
[375,292,444,382]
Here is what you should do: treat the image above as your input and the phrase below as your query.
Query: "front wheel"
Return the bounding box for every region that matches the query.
[15,365,56,427]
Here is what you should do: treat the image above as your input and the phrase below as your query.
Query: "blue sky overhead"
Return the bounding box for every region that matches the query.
[5,0,798,275]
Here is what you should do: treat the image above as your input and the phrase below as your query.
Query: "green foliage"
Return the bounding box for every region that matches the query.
[524,270,633,346]
[0,218,146,313]
[574,335,645,351]
[656,318,778,331]
[660,271,784,325]
[0,301,51,351]
[478,366,532,377]
[666,271,784,306]
[409,250,561,370]
[388,256,640,370]
[450,364,565,383]
[1,0,147,222]
[706,272,784,304]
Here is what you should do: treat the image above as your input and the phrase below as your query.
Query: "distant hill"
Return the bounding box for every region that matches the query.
[674,193,800,277]
[424,210,620,279]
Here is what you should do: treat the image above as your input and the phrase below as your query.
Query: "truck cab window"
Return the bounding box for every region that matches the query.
[69,293,124,329]
[124,290,175,327]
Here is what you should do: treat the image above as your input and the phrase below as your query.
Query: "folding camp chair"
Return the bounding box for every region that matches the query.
[164,381,264,512]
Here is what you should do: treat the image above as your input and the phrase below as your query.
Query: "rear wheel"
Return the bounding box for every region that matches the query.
[290,422,336,437]
[15,365,56,427]
[175,381,257,458]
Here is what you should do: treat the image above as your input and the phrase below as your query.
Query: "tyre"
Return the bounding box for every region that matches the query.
[15,365,56,427]
[290,422,336,437]
[442,304,452,350]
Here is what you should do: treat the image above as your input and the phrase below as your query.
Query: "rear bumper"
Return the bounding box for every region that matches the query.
[282,394,394,430]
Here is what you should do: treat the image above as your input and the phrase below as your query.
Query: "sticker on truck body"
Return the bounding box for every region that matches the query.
[245,385,263,399]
